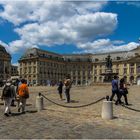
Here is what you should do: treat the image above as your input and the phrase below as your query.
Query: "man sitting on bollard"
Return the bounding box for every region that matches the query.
[110,75,122,105]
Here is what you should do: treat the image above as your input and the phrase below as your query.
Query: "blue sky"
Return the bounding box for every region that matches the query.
[0,1,140,65]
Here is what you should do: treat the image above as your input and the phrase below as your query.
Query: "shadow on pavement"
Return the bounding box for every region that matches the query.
[26,110,37,113]
[113,116,118,119]
[70,100,79,103]
[26,103,32,106]
[11,112,22,116]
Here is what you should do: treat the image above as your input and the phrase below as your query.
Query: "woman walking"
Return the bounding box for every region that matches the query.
[119,78,129,105]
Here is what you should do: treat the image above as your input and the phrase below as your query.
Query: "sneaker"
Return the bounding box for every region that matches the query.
[4,113,9,117]
[9,112,12,115]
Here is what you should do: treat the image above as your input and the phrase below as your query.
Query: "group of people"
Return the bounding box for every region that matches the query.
[1,74,129,117]
[57,75,72,103]
[1,78,30,117]
[110,75,129,105]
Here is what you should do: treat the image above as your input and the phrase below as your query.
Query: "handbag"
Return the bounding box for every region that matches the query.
[124,88,128,94]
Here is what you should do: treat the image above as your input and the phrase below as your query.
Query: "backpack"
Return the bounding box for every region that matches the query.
[19,87,29,99]
[22,89,29,99]
[3,85,11,97]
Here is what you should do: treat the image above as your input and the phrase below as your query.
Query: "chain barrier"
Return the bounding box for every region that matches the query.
[40,93,105,108]
[39,93,140,112]
[113,99,140,112]
[121,104,140,112]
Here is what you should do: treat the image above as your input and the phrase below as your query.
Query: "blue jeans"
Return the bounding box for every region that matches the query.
[110,90,122,104]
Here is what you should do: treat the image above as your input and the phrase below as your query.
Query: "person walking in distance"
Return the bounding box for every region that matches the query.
[119,78,129,105]
[64,75,72,103]
[110,75,122,105]
[18,79,29,114]
[57,80,63,100]
[1,79,16,117]
[11,80,17,107]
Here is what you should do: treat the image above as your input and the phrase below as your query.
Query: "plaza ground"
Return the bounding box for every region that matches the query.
[0,84,140,139]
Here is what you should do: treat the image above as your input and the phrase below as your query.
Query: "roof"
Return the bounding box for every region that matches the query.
[19,46,140,62]
[0,44,7,53]
[0,44,11,58]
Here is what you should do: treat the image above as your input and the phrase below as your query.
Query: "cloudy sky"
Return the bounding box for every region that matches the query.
[0,0,140,64]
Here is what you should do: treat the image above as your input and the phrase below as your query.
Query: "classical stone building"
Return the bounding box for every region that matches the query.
[18,48,92,86]
[91,47,140,84]
[18,46,140,86]
[18,48,66,86]
[0,45,11,83]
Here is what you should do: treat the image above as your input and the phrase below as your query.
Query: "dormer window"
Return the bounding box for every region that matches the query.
[29,53,34,57]
[116,56,121,60]
[95,58,99,62]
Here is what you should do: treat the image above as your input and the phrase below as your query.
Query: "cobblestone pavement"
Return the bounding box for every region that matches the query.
[0,85,140,139]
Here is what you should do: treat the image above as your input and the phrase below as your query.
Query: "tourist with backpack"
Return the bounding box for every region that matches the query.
[1,79,16,117]
[18,79,29,113]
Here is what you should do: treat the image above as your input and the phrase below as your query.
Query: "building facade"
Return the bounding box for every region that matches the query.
[18,46,140,86]
[11,65,19,76]
[0,45,11,83]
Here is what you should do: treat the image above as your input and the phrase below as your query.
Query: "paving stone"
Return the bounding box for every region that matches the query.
[0,85,140,139]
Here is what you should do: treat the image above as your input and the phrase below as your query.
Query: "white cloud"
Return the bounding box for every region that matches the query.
[1,1,137,55]
[0,39,37,54]
[68,12,117,40]
[112,40,125,45]
[0,0,118,54]
[10,12,117,52]
[127,2,140,7]
[9,40,38,54]
[76,39,139,53]
[0,0,42,25]
[117,1,140,7]
[12,62,18,66]
[0,1,107,25]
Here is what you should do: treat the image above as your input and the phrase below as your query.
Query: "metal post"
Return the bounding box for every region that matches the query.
[36,93,44,112]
